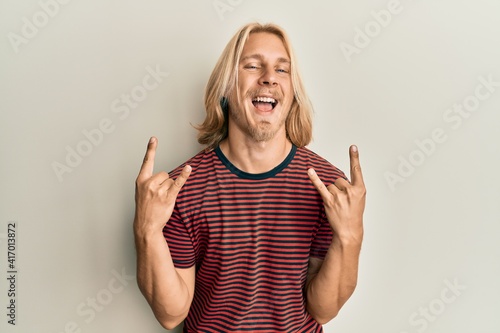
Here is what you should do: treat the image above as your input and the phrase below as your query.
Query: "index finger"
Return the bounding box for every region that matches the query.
[349,145,365,187]
[138,137,157,180]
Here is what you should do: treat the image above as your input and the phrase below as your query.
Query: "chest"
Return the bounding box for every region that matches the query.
[182,177,324,265]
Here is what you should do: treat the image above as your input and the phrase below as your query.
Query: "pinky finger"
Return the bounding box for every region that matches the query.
[169,165,192,195]
[308,168,330,199]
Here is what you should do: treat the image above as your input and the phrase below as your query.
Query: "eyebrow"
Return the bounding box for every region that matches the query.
[240,53,291,64]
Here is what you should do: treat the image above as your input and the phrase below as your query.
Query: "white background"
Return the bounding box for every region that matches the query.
[1,0,499,332]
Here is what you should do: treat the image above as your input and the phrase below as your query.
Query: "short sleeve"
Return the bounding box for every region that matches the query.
[163,206,196,269]
[310,213,333,259]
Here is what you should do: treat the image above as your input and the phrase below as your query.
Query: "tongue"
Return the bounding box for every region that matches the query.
[254,102,273,112]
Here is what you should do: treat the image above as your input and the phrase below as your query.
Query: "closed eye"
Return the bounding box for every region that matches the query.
[244,64,260,70]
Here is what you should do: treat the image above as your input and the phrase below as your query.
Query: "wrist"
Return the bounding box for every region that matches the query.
[332,231,363,248]
[134,218,165,241]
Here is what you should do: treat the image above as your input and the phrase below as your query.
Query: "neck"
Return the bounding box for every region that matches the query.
[219,131,292,174]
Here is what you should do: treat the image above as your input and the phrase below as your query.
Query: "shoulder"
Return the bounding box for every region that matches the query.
[295,147,347,185]
[168,148,217,179]
[168,148,219,203]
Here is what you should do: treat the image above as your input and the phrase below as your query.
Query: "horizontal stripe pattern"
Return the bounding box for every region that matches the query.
[164,146,345,332]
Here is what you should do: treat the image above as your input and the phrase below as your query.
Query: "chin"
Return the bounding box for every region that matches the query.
[248,123,280,142]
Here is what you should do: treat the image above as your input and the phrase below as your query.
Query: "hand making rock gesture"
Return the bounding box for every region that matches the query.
[134,137,191,234]
[308,145,366,244]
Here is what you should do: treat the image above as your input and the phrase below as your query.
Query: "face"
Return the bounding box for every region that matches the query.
[228,32,294,142]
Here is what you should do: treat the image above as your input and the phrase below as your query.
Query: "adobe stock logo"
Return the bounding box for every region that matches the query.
[385,74,499,192]
[212,0,244,21]
[7,0,72,54]
[400,278,466,333]
[51,65,169,182]
[56,267,135,333]
[339,0,404,63]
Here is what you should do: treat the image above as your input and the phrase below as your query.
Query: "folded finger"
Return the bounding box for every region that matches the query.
[334,177,350,191]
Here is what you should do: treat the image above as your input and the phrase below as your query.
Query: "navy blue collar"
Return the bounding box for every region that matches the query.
[215,144,297,180]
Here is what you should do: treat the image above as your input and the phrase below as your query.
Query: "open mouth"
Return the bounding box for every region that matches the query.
[252,96,277,112]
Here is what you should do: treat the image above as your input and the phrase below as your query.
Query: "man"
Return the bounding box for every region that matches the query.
[134,23,366,332]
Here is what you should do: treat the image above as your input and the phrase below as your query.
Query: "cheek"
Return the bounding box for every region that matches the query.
[281,92,294,111]
[281,81,293,99]
[235,81,250,103]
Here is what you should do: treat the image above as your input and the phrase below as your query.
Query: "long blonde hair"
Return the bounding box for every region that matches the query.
[196,23,313,149]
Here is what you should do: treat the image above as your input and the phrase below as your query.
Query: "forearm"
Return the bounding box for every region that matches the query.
[306,237,361,324]
[134,227,192,329]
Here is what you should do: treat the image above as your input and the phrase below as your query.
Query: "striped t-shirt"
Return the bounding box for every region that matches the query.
[164,145,346,333]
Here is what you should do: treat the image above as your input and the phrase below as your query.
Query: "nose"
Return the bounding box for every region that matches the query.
[259,68,278,86]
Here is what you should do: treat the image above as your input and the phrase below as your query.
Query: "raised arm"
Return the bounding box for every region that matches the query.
[133,136,195,330]
[306,145,366,324]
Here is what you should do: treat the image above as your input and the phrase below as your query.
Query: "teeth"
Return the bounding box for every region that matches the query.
[252,96,276,103]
